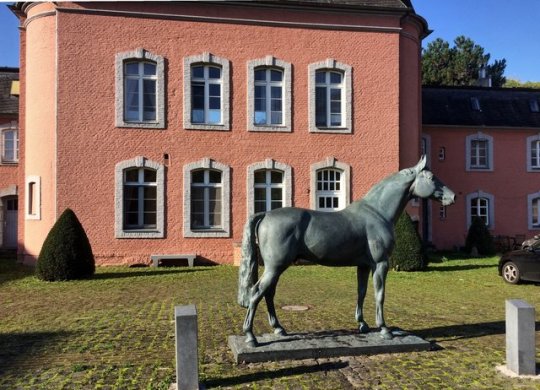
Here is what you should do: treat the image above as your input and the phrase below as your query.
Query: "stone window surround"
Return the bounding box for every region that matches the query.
[183,53,231,131]
[308,59,352,134]
[115,48,166,129]
[25,175,41,220]
[247,56,292,132]
[465,132,493,171]
[526,134,540,172]
[246,159,292,216]
[183,158,231,237]
[310,157,351,210]
[115,156,165,238]
[527,191,540,230]
[466,190,495,229]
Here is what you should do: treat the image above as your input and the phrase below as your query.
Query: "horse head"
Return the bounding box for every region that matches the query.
[410,155,455,206]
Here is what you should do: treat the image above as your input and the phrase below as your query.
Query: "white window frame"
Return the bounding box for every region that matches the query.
[247,56,292,132]
[25,175,41,220]
[310,157,350,211]
[526,134,540,171]
[184,53,230,131]
[247,159,292,216]
[115,48,165,129]
[308,59,352,133]
[1,123,18,163]
[466,132,493,171]
[115,157,165,238]
[183,158,230,237]
[527,191,540,230]
[466,191,494,229]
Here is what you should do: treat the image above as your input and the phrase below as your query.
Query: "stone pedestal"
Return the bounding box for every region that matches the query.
[228,329,432,364]
[505,299,536,376]
[175,305,199,390]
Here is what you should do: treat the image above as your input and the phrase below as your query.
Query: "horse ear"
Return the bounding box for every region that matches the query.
[415,155,427,173]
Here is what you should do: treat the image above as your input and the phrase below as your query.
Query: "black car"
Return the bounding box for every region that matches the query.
[498,241,540,284]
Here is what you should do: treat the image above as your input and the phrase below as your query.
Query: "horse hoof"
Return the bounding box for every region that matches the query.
[274,327,287,336]
[246,338,258,348]
[358,322,370,334]
[380,327,393,340]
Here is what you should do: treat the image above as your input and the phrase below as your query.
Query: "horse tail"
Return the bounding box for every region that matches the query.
[237,212,265,308]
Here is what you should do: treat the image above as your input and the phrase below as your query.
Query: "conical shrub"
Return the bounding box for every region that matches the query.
[36,208,95,281]
[464,216,495,256]
[389,211,426,271]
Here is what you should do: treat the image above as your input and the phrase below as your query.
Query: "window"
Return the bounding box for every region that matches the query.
[115,48,165,128]
[184,158,230,237]
[529,99,539,113]
[310,158,350,211]
[25,175,41,220]
[1,127,18,163]
[421,133,431,164]
[470,97,481,111]
[184,53,230,131]
[115,157,164,238]
[439,205,447,220]
[123,168,157,230]
[247,160,292,216]
[466,133,493,171]
[526,135,540,171]
[466,191,494,229]
[309,59,352,133]
[528,193,540,229]
[247,56,292,132]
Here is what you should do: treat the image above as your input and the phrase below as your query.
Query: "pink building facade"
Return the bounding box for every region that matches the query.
[422,86,540,251]
[12,1,428,265]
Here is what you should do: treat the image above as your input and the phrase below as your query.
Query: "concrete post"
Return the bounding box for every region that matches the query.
[505,299,536,376]
[175,305,199,390]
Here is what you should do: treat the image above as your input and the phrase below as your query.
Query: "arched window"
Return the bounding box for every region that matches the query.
[466,191,494,229]
[310,158,350,211]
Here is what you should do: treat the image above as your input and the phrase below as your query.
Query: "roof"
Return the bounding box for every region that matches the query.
[0,68,19,116]
[422,86,540,128]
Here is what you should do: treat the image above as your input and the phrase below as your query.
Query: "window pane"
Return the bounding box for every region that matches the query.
[271,188,282,201]
[271,202,282,210]
[315,86,327,126]
[270,69,282,82]
[208,211,222,227]
[254,98,266,111]
[144,169,156,183]
[208,110,221,124]
[255,69,266,81]
[315,71,326,84]
[208,66,221,79]
[192,170,205,183]
[191,84,205,108]
[255,202,266,213]
[125,212,139,226]
[333,197,339,208]
[270,171,283,183]
[124,169,139,183]
[209,170,222,184]
[271,99,282,111]
[192,66,204,79]
[271,86,282,99]
[254,188,266,201]
[143,212,156,226]
[331,114,342,126]
[319,197,325,208]
[330,72,342,84]
[192,110,204,123]
[144,186,156,200]
[330,88,341,101]
[255,111,267,124]
[209,97,221,110]
[270,112,282,125]
[143,63,156,76]
[125,62,139,75]
[255,85,265,99]
[254,171,266,184]
[209,84,220,97]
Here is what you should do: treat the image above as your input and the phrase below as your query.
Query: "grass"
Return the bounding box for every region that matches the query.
[0,255,539,389]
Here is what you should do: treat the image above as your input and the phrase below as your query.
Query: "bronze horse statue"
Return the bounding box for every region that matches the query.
[238,156,455,347]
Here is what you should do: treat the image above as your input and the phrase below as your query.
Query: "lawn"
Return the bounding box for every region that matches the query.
[0,256,539,389]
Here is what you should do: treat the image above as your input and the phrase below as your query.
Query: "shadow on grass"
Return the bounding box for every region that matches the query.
[93,268,210,280]
[427,263,497,272]
[203,361,349,388]
[0,259,35,285]
[416,321,540,342]
[0,331,77,377]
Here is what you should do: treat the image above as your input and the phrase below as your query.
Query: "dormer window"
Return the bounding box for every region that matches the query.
[529,99,539,113]
[470,97,481,111]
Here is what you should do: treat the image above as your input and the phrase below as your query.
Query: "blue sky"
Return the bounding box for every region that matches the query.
[1,1,539,82]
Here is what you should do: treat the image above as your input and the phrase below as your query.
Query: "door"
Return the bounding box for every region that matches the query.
[3,197,18,249]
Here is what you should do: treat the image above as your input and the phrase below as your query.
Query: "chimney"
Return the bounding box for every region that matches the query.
[477,65,492,87]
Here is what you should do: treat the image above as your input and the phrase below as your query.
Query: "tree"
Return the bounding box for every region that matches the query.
[422,36,506,87]
[389,212,426,272]
[36,208,95,281]
[504,78,540,89]
[464,217,495,256]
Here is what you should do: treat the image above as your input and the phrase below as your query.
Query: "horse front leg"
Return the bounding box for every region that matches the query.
[356,266,370,333]
[372,260,392,339]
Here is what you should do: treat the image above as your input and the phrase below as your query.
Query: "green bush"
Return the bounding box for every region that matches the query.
[36,208,95,281]
[390,212,426,271]
[464,217,495,256]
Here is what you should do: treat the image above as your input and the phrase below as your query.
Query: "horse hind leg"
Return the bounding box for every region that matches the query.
[242,270,282,347]
[264,274,287,336]
[356,266,370,333]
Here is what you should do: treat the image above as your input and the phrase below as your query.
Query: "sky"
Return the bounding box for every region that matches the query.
[0,1,539,82]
